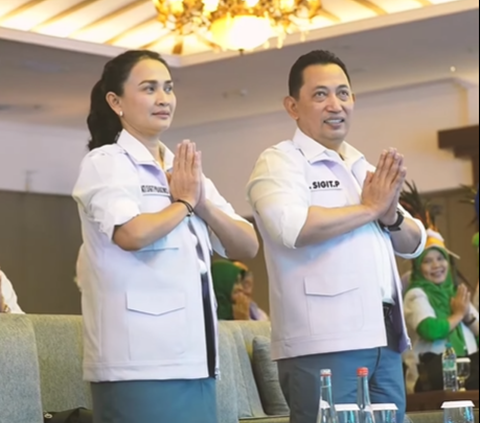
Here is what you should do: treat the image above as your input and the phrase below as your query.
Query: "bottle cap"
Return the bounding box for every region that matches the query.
[320,369,332,376]
[357,367,369,377]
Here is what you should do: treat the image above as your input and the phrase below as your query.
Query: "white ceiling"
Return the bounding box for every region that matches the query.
[0,0,467,59]
[0,3,478,130]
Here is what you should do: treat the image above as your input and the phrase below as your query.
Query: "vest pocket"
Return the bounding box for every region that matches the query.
[310,190,347,208]
[126,290,187,361]
[304,276,364,336]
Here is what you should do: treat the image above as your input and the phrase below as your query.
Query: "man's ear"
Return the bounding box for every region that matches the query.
[283,96,299,121]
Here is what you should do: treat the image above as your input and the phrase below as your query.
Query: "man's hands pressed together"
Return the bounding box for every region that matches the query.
[362,148,407,225]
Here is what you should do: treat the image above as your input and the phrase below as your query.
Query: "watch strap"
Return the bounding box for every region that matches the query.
[380,211,404,232]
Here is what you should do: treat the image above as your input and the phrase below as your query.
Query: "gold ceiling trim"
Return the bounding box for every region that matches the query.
[317,9,342,23]
[416,0,433,5]
[105,17,158,45]
[0,0,48,25]
[139,33,171,51]
[32,0,99,32]
[70,0,151,36]
[351,0,388,15]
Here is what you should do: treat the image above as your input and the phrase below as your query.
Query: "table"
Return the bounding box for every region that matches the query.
[407,390,479,412]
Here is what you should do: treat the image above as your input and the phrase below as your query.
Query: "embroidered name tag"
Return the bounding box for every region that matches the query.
[309,180,341,191]
[141,185,169,195]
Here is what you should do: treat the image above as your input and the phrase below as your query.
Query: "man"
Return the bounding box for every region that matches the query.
[246,50,426,423]
[0,269,24,314]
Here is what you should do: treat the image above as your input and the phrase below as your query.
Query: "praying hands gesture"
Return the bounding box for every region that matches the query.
[362,148,407,225]
[169,140,203,209]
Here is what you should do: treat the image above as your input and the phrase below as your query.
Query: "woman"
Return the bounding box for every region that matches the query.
[73,50,258,423]
[211,260,251,320]
[403,231,479,393]
[233,261,269,321]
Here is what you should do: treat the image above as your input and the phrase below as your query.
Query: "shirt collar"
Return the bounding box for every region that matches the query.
[117,129,174,171]
[292,127,365,166]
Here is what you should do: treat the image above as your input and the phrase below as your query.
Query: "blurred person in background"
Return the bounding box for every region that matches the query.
[233,261,269,321]
[0,268,23,314]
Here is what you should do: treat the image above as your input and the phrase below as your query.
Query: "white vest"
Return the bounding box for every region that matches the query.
[247,130,426,361]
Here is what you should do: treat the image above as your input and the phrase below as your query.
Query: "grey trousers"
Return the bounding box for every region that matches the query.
[278,314,406,423]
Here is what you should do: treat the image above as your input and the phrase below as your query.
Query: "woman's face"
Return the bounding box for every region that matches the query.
[420,249,449,284]
[231,283,245,304]
[242,273,254,298]
[116,58,176,137]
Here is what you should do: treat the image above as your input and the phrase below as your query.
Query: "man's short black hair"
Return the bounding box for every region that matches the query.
[288,50,351,99]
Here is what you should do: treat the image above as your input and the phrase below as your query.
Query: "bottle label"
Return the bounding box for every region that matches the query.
[443,360,456,371]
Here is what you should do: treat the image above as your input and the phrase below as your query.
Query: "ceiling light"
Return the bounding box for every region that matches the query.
[153,0,324,52]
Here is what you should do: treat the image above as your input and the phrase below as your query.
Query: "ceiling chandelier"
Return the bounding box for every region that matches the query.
[153,0,324,53]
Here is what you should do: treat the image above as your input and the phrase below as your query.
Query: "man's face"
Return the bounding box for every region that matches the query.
[285,64,355,148]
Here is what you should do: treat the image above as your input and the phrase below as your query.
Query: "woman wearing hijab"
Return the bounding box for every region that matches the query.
[232,261,269,321]
[403,230,479,393]
[211,260,250,321]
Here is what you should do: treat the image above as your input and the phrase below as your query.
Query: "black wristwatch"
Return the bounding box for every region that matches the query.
[379,211,405,232]
[464,315,477,326]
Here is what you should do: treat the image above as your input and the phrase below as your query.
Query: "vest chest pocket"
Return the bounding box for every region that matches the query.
[138,234,181,253]
[133,234,182,280]
[310,189,347,208]
[140,191,172,213]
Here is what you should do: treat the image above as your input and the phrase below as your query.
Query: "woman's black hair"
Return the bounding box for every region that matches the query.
[87,50,170,151]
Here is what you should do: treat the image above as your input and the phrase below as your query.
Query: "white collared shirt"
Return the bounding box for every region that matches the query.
[73,129,250,382]
[246,129,426,359]
[0,271,24,314]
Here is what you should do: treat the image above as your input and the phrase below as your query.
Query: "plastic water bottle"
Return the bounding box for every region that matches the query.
[317,369,339,423]
[357,367,375,423]
[442,342,458,392]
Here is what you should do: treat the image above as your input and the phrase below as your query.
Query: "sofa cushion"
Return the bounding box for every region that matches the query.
[0,315,44,423]
[252,336,289,416]
[223,322,260,418]
[235,321,277,418]
[28,315,92,411]
[217,323,240,423]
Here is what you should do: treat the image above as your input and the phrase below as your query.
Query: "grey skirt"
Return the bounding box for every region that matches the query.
[91,378,218,423]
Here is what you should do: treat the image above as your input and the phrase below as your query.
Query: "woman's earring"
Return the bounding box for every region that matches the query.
[119,111,124,117]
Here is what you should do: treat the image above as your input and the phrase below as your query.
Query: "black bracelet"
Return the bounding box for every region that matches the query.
[176,199,194,216]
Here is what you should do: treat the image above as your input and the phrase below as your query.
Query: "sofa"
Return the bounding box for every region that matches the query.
[0,315,477,423]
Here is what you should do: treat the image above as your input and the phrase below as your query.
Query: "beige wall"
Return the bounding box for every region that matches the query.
[0,191,82,314]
